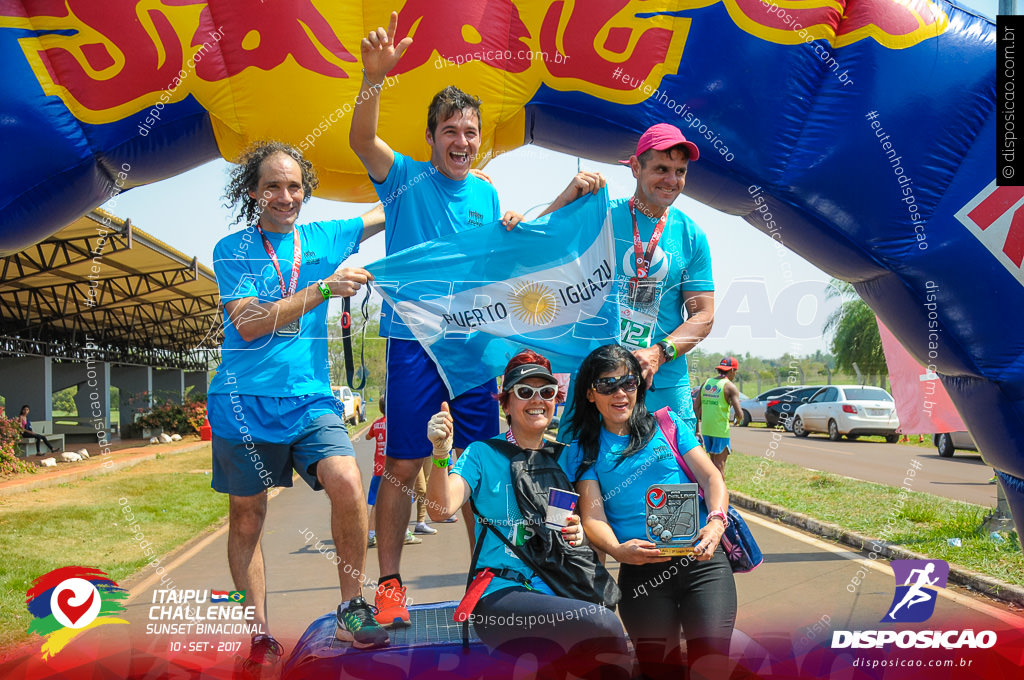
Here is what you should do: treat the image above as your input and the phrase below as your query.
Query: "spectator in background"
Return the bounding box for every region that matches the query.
[365,395,425,547]
[17,405,56,455]
[696,357,744,479]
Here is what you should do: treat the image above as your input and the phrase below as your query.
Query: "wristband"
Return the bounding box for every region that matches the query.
[656,339,677,363]
[432,454,450,469]
[707,509,729,527]
[362,68,384,88]
[316,280,331,301]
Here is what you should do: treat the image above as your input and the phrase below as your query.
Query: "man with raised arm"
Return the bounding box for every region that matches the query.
[349,11,522,628]
[208,141,389,674]
[543,123,716,433]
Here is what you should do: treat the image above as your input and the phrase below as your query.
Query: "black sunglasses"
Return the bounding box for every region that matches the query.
[591,374,639,395]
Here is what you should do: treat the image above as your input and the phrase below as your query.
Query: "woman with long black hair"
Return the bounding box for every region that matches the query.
[564,344,736,680]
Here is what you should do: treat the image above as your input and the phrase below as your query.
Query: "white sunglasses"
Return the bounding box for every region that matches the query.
[509,384,558,401]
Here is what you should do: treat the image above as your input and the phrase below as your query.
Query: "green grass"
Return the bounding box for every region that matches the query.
[0,446,227,649]
[728,451,1023,584]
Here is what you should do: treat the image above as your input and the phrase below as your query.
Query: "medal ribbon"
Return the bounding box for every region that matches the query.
[628,197,668,280]
[255,225,302,297]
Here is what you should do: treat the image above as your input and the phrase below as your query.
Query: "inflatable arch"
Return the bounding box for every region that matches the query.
[1,2,1018,527]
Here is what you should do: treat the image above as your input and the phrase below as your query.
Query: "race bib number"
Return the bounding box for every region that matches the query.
[620,315,654,350]
[618,279,662,350]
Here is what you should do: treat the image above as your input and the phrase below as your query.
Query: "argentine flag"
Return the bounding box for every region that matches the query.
[367,188,619,397]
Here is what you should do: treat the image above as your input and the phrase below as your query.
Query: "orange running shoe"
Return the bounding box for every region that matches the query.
[374,577,410,627]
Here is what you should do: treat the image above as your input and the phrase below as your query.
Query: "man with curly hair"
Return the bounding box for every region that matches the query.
[207,140,389,671]
[349,12,523,628]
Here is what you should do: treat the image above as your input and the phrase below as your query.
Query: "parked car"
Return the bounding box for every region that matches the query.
[737,385,808,426]
[353,391,366,423]
[933,431,978,458]
[792,385,900,442]
[764,387,823,430]
[331,385,358,425]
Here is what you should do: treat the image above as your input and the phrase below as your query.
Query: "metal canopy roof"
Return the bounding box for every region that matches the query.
[0,210,221,370]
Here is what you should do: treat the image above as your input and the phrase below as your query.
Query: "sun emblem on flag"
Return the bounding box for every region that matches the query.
[509,281,559,326]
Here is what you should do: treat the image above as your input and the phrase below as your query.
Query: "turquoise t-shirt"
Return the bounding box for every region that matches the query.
[451,438,556,598]
[560,411,708,543]
[610,197,714,416]
[372,151,501,339]
[208,219,363,397]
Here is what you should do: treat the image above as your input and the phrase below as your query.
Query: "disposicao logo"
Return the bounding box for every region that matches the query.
[26,566,129,658]
[831,559,997,650]
[883,559,948,623]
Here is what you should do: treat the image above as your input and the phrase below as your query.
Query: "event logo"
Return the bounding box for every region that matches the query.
[724,0,948,49]
[882,559,948,623]
[647,487,668,509]
[832,558,997,649]
[25,566,129,659]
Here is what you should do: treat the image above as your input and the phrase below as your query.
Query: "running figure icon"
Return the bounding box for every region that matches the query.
[886,562,939,621]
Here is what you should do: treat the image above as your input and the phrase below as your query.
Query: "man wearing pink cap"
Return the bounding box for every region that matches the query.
[542,123,715,433]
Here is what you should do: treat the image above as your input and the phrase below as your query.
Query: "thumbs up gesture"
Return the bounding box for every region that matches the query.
[428,402,454,454]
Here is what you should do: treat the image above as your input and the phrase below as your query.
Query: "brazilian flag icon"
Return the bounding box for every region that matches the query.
[229,591,246,603]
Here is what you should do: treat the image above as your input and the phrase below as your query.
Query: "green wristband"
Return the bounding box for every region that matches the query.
[316,280,331,301]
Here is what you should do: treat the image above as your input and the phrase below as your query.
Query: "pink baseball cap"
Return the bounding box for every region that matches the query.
[619,123,700,165]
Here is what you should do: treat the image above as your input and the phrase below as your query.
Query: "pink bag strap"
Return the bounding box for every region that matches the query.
[652,407,703,499]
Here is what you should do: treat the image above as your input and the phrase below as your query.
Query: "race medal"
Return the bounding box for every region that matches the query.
[255,225,303,339]
[646,484,700,556]
[619,199,668,350]
[276,319,300,336]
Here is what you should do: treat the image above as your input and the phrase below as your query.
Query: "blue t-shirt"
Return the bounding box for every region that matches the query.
[610,198,714,415]
[372,151,501,339]
[451,438,557,598]
[559,411,707,543]
[208,219,363,397]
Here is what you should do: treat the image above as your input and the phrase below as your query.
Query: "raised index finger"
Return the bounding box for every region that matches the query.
[387,10,399,41]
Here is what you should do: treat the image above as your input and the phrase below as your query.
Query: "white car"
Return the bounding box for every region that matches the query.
[331,385,357,426]
[737,385,808,426]
[792,385,900,442]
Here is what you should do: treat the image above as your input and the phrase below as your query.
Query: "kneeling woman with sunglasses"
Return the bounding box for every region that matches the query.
[426,350,629,678]
[563,344,736,680]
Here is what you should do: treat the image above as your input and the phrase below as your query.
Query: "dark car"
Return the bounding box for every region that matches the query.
[764,387,824,430]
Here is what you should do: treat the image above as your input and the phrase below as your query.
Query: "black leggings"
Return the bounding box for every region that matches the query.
[23,431,54,454]
[472,586,631,679]
[617,551,737,680]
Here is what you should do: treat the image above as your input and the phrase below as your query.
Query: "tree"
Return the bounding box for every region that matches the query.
[823,279,887,384]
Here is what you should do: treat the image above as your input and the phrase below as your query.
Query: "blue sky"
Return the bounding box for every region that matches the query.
[104,0,997,358]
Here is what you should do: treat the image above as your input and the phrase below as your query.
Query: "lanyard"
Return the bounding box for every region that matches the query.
[628,197,668,280]
[255,225,301,297]
[505,429,519,447]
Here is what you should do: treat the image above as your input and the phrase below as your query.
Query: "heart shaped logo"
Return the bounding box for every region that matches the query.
[49,579,101,629]
[57,588,94,625]
[647,488,667,508]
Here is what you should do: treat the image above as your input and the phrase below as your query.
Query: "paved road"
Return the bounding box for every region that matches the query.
[729,426,997,507]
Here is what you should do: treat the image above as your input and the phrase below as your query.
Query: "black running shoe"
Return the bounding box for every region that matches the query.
[237,633,283,679]
[335,596,390,649]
